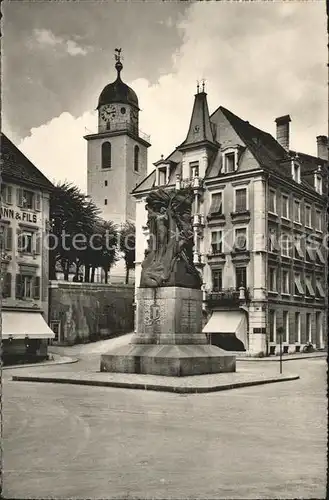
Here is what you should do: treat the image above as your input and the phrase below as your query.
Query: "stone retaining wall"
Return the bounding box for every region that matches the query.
[49,281,134,345]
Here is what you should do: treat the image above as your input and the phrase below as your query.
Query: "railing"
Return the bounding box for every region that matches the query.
[87,121,151,143]
[176,175,204,190]
[206,287,250,306]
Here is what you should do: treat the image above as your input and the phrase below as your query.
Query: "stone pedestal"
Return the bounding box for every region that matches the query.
[100,286,236,377]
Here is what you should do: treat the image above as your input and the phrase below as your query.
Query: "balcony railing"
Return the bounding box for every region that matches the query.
[86,121,151,143]
[206,287,250,307]
[176,175,204,190]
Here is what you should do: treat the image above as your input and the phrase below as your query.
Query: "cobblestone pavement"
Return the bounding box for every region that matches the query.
[2,357,326,499]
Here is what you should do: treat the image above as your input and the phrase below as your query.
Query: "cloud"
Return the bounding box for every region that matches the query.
[18,2,327,194]
[32,28,91,56]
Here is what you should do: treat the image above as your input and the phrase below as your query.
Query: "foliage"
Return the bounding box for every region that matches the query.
[119,221,136,284]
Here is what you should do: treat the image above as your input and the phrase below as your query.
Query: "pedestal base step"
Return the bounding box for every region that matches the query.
[100,344,236,377]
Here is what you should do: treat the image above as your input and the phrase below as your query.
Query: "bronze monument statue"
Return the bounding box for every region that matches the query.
[140,187,202,289]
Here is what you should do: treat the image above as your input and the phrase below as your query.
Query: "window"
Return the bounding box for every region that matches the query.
[281,270,289,294]
[305,205,312,227]
[293,236,303,260]
[212,269,222,292]
[2,272,12,298]
[18,231,34,254]
[16,274,40,300]
[269,268,277,292]
[224,153,235,173]
[1,184,12,204]
[281,194,289,219]
[234,228,247,251]
[235,266,247,290]
[190,161,199,178]
[211,231,222,254]
[292,162,300,183]
[158,168,167,185]
[293,200,301,223]
[50,321,61,343]
[283,311,289,343]
[269,310,276,343]
[305,275,315,297]
[269,190,276,213]
[315,278,325,298]
[101,142,111,169]
[295,312,301,343]
[209,192,222,216]
[315,175,322,194]
[306,244,315,262]
[234,188,247,212]
[1,225,13,252]
[306,313,312,342]
[104,180,108,187]
[315,210,322,231]
[294,272,304,296]
[268,227,278,253]
[281,234,290,257]
[134,145,139,172]
[104,199,108,206]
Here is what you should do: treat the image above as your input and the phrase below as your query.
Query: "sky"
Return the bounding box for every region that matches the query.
[2,0,327,192]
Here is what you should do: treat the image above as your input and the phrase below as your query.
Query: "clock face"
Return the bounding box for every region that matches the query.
[100,105,117,122]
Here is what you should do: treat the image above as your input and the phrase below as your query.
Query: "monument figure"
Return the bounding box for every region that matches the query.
[140,187,202,289]
[100,186,236,376]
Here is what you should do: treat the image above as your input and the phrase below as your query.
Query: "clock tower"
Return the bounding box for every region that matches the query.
[85,49,150,226]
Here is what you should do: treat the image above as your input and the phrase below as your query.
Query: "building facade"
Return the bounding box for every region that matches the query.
[1,133,55,364]
[133,87,327,356]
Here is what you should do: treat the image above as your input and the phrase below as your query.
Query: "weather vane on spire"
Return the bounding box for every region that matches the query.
[114,48,122,62]
[201,79,206,92]
[196,80,200,93]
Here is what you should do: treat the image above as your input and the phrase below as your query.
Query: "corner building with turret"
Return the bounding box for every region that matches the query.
[133,85,328,356]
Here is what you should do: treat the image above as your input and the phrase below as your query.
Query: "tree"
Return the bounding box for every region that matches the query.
[49,182,100,280]
[81,219,119,283]
[120,221,136,284]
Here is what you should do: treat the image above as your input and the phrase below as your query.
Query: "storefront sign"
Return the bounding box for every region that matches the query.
[0,207,37,224]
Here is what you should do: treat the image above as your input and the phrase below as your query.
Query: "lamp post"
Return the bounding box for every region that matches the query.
[277,326,284,374]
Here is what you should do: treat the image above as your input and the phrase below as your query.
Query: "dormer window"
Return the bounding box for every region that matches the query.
[291,161,301,183]
[189,161,199,178]
[157,165,169,186]
[314,173,322,194]
[221,147,239,173]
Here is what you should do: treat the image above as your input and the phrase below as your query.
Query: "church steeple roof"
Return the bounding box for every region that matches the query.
[178,82,216,151]
[97,49,139,110]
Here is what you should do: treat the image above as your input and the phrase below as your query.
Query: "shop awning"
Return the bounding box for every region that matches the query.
[203,310,247,349]
[1,311,55,339]
[203,310,246,334]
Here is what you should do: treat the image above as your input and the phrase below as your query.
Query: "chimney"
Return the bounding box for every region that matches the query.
[275,115,291,151]
[316,135,328,160]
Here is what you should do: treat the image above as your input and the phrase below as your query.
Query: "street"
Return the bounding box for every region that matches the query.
[2,349,327,499]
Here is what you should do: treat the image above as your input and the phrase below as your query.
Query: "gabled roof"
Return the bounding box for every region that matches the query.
[1,133,54,191]
[131,169,156,194]
[218,107,290,176]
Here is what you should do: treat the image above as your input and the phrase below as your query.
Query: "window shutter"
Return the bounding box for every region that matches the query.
[5,226,13,251]
[17,188,23,207]
[6,186,12,204]
[34,233,41,255]
[35,193,41,211]
[17,228,23,252]
[3,273,12,298]
[16,274,23,299]
[34,276,41,300]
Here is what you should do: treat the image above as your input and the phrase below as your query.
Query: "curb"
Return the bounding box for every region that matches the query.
[3,356,79,370]
[239,353,327,362]
[11,374,300,394]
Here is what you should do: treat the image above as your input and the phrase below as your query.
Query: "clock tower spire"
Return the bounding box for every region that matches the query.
[84,50,150,226]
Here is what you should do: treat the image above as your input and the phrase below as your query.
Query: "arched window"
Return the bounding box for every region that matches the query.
[102,142,111,169]
[134,145,139,172]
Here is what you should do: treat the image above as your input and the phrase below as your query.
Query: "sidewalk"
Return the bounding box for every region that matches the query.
[238,351,327,362]
[2,354,79,370]
[12,360,300,394]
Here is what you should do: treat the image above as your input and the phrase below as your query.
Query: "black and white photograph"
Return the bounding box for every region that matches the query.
[0,1,327,498]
